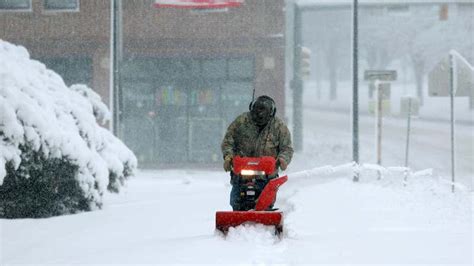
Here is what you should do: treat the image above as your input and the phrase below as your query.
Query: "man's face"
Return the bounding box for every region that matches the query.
[251,99,272,126]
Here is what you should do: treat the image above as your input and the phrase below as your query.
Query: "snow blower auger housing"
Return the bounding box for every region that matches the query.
[216,156,288,235]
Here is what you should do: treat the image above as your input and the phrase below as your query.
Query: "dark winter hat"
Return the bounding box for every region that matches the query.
[250,95,276,126]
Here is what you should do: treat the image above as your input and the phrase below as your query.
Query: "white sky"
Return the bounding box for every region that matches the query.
[297,0,474,6]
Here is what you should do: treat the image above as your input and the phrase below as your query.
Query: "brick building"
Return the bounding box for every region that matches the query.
[1,0,286,166]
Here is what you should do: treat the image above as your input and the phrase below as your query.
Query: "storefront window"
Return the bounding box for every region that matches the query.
[40,57,92,86]
[229,58,254,79]
[221,81,253,123]
[122,59,157,79]
[186,59,201,78]
[44,0,78,11]
[0,0,31,10]
[155,59,186,80]
[120,56,254,164]
[202,59,226,79]
[188,118,223,162]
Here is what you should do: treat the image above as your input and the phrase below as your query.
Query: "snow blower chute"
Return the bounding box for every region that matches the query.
[215,156,288,234]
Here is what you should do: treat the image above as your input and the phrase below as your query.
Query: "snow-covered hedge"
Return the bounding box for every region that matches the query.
[0,40,137,218]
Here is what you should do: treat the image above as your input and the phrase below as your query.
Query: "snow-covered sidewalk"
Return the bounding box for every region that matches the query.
[2,168,471,265]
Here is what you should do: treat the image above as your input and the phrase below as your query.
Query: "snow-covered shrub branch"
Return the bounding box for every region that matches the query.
[0,40,137,218]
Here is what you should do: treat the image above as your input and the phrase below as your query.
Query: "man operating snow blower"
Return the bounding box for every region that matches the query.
[216,95,293,234]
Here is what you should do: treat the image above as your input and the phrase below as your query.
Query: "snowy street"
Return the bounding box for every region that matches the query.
[2,167,472,265]
[292,107,473,189]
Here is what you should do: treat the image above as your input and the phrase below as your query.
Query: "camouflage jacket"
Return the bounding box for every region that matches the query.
[221,112,294,166]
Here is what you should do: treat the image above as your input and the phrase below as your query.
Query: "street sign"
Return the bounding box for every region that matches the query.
[369,82,391,99]
[153,0,244,9]
[364,70,397,81]
[400,96,419,116]
[368,100,391,115]
[369,83,391,115]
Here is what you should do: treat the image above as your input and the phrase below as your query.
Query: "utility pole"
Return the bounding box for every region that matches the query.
[352,0,360,181]
[112,0,123,137]
[292,3,303,151]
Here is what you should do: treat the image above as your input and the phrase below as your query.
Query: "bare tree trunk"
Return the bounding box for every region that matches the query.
[326,43,338,101]
[315,50,322,100]
[329,64,337,100]
[412,57,425,106]
[367,48,377,69]
[378,49,390,69]
[470,90,473,109]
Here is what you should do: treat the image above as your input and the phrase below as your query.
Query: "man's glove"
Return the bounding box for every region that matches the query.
[223,155,233,172]
[278,158,288,171]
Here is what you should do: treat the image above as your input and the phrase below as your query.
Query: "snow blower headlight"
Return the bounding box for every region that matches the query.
[240,170,266,176]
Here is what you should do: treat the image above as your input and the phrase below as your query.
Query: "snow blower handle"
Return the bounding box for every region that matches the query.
[223,155,233,172]
[276,158,287,171]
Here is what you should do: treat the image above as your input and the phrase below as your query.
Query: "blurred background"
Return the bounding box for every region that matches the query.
[1,0,472,182]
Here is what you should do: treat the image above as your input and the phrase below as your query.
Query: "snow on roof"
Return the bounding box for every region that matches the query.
[297,0,473,7]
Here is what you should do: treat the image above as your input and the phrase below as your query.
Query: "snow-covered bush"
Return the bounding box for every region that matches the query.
[0,40,137,218]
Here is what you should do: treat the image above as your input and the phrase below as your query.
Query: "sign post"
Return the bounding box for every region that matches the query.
[364,70,397,179]
[376,83,383,179]
[428,51,474,192]
[404,97,412,183]
[401,96,419,184]
[449,53,456,192]
[400,96,419,184]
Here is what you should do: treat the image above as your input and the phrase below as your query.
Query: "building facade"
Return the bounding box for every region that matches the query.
[1,0,286,166]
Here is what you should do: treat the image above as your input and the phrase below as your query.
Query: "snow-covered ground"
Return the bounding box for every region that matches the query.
[1,41,473,265]
[2,166,472,265]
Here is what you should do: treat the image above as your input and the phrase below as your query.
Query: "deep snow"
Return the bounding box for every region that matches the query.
[1,167,472,265]
[1,39,473,265]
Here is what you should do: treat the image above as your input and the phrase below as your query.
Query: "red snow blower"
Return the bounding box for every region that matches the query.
[215,156,288,235]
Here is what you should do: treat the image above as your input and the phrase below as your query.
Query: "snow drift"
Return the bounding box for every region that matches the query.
[0,40,137,218]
